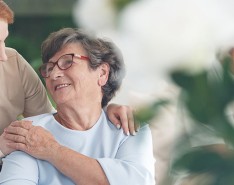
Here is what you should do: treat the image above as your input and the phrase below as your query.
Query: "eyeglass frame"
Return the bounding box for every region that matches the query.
[39,53,89,78]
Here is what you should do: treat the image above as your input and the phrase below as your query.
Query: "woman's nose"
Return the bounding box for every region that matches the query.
[0,42,8,61]
[50,65,64,79]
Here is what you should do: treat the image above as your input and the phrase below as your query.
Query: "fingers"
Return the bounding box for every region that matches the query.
[133,111,140,133]
[0,132,15,155]
[135,121,140,132]
[126,109,136,136]
[108,114,121,129]
[4,132,26,144]
[118,107,130,136]
[3,120,33,147]
[119,106,142,136]
[4,126,27,136]
[7,142,27,152]
[107,103,139,136]
[10,120,33,130]
[4,120,32,135]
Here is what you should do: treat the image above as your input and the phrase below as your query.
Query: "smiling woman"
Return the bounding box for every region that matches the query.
[0,28,155,185]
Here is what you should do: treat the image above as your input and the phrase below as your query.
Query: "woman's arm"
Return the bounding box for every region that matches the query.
[47,145,109,185]
[0,151,38,185]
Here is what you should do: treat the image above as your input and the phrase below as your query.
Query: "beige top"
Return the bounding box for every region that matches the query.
[0,47,54,134]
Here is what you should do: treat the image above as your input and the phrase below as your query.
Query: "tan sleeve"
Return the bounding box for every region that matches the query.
[17,51,55,117]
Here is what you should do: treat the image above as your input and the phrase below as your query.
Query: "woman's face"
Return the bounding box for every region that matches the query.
[45,43,108,107]
[0,19,9,61]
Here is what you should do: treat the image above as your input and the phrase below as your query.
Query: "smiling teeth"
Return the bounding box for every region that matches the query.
[56,84,70,90]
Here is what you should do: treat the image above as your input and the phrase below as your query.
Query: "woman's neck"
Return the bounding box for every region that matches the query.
[55,103,102,130]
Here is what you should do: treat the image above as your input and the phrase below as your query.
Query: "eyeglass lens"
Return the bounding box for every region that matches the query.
[40,54,74,78]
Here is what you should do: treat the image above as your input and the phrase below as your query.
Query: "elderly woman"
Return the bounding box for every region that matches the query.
[0,28,155,185]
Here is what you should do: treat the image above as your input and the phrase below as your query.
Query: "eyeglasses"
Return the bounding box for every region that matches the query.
[39,53,89,78]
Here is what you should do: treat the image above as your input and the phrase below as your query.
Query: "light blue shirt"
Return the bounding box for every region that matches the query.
[0,110,155,185]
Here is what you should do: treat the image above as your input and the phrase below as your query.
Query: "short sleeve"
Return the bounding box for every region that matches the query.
[16,52,54,117]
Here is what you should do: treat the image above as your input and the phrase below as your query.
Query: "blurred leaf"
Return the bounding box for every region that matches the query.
[171,57,234,145]
[170,56,234,185]
[173,148,234,173]
[113,0,137,12]
[173,147,234,185]
[134,99,170,126]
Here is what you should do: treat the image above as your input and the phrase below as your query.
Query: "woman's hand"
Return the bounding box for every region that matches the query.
[0,132,15,157]
[4,120,59,161]
[106,103,139,135]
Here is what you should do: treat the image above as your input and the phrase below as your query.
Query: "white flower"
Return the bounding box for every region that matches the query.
[73,0,234,104]
[73,0,116,33]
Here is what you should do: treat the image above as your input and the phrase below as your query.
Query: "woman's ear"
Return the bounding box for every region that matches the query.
[98,63,110,86]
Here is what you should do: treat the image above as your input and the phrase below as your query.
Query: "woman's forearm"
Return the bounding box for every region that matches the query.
[47,144,109,185]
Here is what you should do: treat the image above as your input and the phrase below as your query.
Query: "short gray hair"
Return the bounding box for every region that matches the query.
[41,28,125,107]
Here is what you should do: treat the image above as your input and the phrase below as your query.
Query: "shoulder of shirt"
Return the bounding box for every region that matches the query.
[5,47,18,58]
[102,111,119,130]
[139,124,151,133]
[102,110,150,135]
[23,113,54,126]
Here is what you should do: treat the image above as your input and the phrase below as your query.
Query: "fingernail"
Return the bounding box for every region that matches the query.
[132,131,136,136]
[116,124,121,129]
[126,131,130,136]
[136,127,140,132]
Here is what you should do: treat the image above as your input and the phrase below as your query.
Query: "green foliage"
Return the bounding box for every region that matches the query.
[171,57,234,145]
[173,147,234,185]
[134,99,170,127]
[170,56,234,184]
[173,148,233,173]
[113,0,137,12]
[6,15,76,64]
[30,58,42,77]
